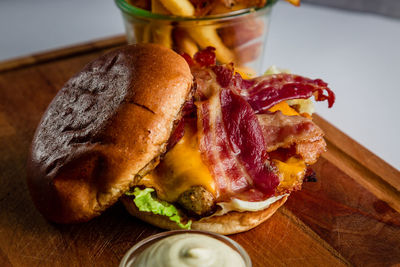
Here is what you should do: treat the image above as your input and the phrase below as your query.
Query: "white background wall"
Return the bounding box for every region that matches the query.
[0,0,399,169]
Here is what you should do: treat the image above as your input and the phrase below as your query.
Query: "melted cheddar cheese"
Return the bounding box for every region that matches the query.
[138,124,216,203]
[274,157,306,193]
[268,101,300,116]
[138,101,307,204]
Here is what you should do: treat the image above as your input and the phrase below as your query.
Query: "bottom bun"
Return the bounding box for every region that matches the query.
[121,195,288,235]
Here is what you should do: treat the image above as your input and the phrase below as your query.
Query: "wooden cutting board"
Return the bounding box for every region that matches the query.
[0,36,399,267]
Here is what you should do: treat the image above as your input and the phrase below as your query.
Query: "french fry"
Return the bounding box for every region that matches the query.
[190,1,217,16]
[133,24,152,43]
[286,0,300,6]
[152,25,173,48]
[142,24,152,43]
[151,0,170,14]
[159,0,195,16]
[188,26,234,64]
[150,0,172,48]
[209,2,247,15]
[234,0,267,8]
[173,28,198,57]
[157,0,230,61]
[133,24,144,43]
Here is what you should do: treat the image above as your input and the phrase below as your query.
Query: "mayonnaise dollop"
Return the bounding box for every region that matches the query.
[132,234,246,267]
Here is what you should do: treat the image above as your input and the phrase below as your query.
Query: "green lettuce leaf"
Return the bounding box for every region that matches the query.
[127,187,191,229]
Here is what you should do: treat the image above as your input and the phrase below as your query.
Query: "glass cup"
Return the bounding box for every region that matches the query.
[115,0,272,76]
[119,230,252,267]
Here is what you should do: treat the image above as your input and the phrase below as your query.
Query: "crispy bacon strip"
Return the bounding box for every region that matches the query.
[243,74,335,113]
[167,118,186,151]
[197,95,252,198]
[296,138,326,165]
[212,65,335,113]
[257,112,323,151]
[257,111,326,164]
[197,88,279,200]
[185,47,335,113]
[220,89,279,196]
[167,100,197,150]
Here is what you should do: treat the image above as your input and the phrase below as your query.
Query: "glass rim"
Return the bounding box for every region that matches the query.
[119,230,252,267]
[115,0,272,21]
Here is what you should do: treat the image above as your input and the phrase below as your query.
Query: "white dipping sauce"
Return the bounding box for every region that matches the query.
[132,233,246,267]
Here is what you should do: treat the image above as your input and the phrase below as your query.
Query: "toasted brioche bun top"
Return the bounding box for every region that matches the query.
[27,44,193,223]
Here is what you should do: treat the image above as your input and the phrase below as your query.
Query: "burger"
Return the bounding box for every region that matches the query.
[27,44,334,234]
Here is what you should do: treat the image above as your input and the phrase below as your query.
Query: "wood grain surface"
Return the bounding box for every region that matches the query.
[0,35,399,267]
